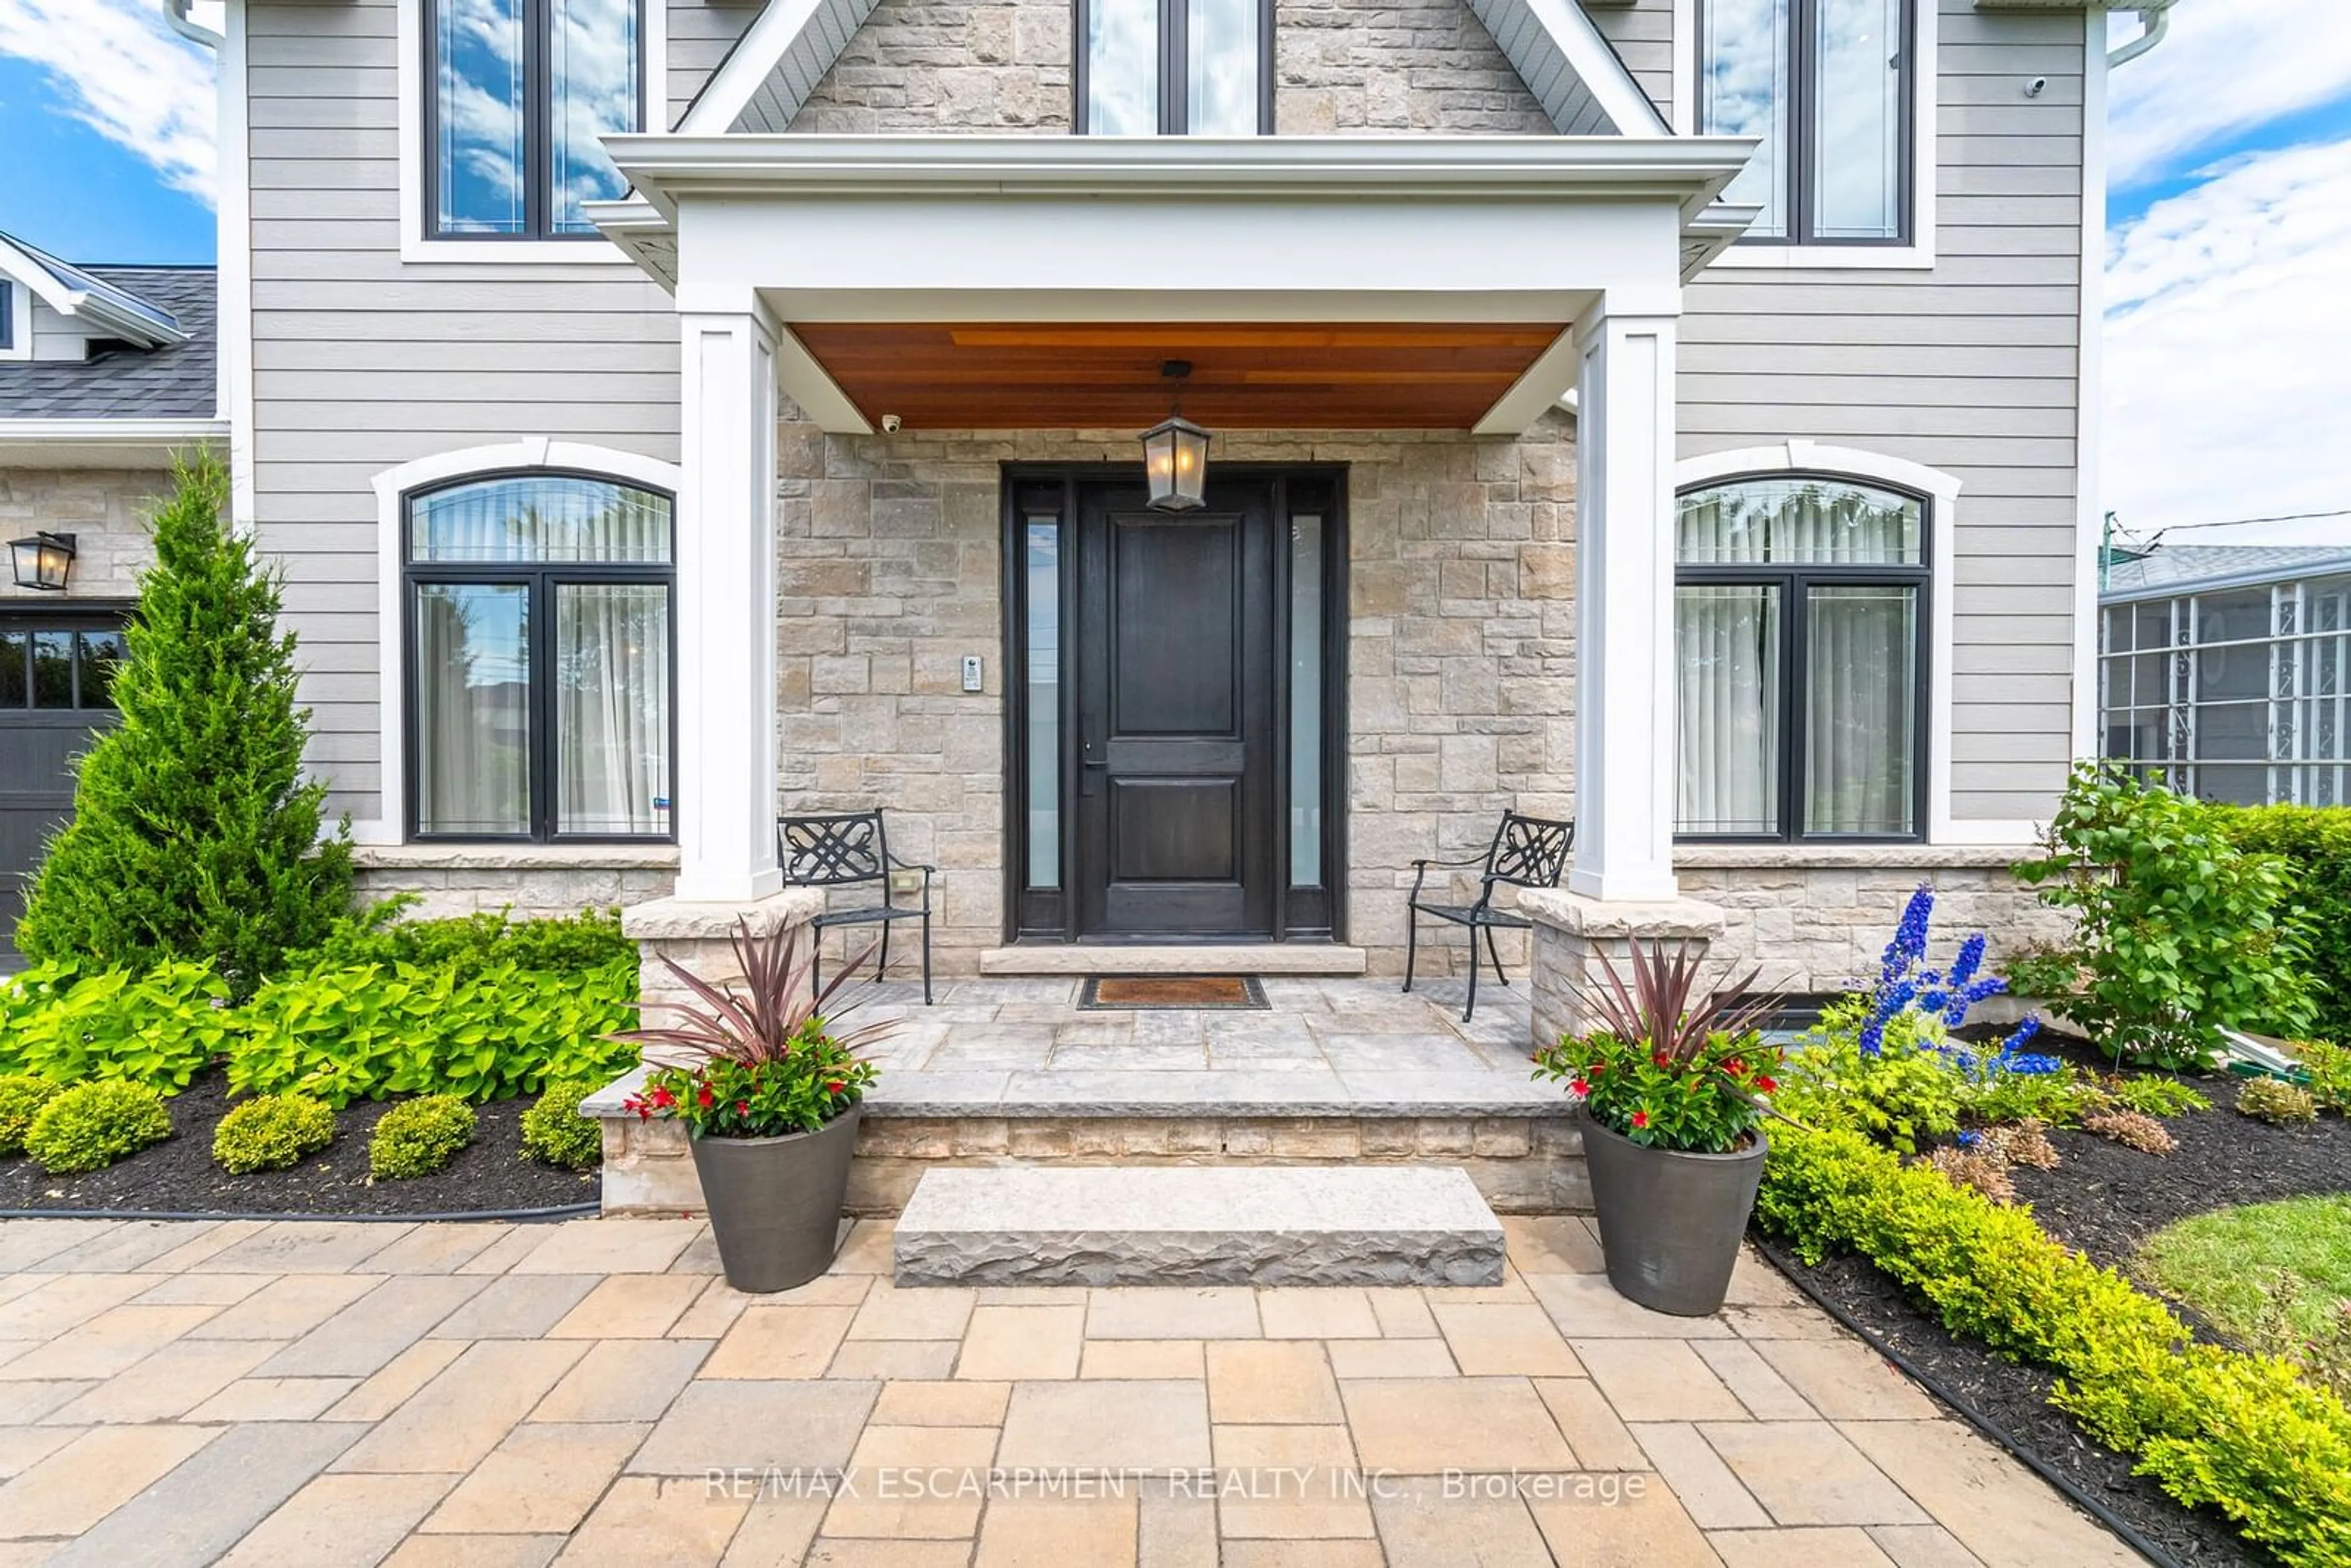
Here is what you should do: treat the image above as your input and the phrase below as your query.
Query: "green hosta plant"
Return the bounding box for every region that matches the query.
[0,958,231,1090]
[1532,939,1779,1153]
[2015,762,2314,1070]
[616,920,885,1139]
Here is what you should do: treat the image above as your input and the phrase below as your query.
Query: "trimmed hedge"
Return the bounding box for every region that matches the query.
[0,1075,58,1156]
[214,1093,337,1174]
[24,1081,173,1175]
[2216,806,2351,1045]
[519,1078,604,1171]
[1758,1122,2351,1567]
[369,1095,476,1180]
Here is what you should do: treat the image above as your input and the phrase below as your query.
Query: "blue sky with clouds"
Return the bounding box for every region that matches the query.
[2,0,2347,541]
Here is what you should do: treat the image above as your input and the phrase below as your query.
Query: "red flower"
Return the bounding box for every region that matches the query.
[1587,1062,1604,1077]
[1754,1075,1779,1094]
[1725,1058,1747,1076]
[1652,1052,1669,1070]
[827,1079,847,1095]
[650,1086,677,1110]
[735,1100,749,1117]
[697,1084,715,1110]
[1631,1109,1651,1130]
[1569,1078,1590,1097]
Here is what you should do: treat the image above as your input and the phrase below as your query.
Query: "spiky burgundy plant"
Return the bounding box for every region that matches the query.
[1587,939,1772,1074]
[612,918,891,1067]
[612,920,891,1139]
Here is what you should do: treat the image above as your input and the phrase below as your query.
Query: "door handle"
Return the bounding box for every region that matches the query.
[1081,734,1105,795]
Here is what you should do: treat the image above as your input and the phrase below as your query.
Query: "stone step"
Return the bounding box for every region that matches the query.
[892,1165,1505,1288]
[975,943,1368,976]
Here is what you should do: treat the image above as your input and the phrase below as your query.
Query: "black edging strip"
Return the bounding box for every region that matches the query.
[0,1202,599,1225]
[1752,1231,2182,1568]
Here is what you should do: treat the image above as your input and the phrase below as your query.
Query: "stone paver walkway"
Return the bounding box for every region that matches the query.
[0,1213,2137,1566]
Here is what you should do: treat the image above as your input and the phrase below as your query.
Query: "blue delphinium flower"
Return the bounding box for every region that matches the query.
[1878,885,1935,991]
[1954,1129,1984,1150]
[1857,887,2040,1066]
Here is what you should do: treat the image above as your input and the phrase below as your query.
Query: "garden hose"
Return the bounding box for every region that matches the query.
[0,1201,599,1224]
[1751,1232,2185,1568]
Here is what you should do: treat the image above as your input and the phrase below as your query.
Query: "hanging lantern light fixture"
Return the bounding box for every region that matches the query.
[8,531,76,592]
[1141,360,1210,512]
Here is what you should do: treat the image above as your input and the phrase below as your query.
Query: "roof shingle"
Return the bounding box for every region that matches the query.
[0,267,217,421]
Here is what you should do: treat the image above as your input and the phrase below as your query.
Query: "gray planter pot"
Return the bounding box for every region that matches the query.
[687,1106,861,1294]
[1579,1103,1766,1318]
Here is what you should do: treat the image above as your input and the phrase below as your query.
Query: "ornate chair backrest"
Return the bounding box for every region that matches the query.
[778,810,889,888]
[1482,812,1574,895]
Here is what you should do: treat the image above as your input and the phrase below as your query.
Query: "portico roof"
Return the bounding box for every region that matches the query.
[591,133,1756,435]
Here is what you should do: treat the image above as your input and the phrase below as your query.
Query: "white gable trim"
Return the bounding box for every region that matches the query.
[0,234,188,350]
[1674,443,2036,849]
[363,440,684,846]
[683,0,1667,138]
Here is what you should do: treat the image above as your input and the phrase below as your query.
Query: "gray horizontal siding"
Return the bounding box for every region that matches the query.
[1679,0,2088,825]
[1583,0,1673,123]
[670,2,762,128]
[246,0,686,823]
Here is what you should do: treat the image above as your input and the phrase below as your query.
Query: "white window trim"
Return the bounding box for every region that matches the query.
[394,0,666,266]
[0,279,28,361]
[1674,441,2034,848]
[1671,0,1938,271]
[362,438,686,846]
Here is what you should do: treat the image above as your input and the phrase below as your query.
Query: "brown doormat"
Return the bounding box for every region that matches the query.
[1080,975,1269,1011]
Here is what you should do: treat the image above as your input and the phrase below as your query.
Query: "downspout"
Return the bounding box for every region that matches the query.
[2107,4,2170,69]
[162,0,223,49]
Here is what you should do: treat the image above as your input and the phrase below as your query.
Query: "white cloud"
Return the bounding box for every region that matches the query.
[0,0,216,206]
[2107,0,2351,192]
[2104,137,2351,542]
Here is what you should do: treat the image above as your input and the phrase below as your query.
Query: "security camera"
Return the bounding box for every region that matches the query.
[880,413,903,435]
[2023,76,2047,97]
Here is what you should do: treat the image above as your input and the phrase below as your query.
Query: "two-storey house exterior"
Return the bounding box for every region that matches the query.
[122,0,2141,989]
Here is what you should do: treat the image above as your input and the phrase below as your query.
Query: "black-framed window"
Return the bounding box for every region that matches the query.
[427,0,643,239]
[0,617,128,711]
[1699,0,1913,244]
[1076,0,1273,135]
[1674,475,1929,841]
[403,473,675,841]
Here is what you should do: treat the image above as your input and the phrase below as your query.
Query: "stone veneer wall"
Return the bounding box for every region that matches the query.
[776,411,1581,978]
[788,0,1550,133]
[1673,852,2071,995]
[349,847,680,922]
[0,468,167,602]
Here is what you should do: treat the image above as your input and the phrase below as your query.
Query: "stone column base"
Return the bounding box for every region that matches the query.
[619,890,825,1064]
[1517,888,1730,1051]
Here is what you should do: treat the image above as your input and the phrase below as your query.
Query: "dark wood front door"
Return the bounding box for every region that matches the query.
[1074,479,1278,938]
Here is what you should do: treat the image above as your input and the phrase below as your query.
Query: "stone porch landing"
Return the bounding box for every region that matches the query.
[591,978,1586,1217]
[0,1214,2137,1567]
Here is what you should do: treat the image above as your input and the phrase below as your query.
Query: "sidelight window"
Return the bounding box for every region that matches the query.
[404,473,673,840]
[1077,0,1273,135]
[427,0,643,239]
[1700,0,1913,245]
[1674,475,1927,840]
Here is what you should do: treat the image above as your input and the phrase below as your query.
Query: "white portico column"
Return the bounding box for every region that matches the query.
[1569,304,1682,904]
[672,300,784,904]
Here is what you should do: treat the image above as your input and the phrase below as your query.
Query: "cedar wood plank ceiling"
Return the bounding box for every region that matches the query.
[787,323,1567,430]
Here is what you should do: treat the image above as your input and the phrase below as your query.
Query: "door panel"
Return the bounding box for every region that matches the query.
[1077,480,1277,938]
[2,613,129,968]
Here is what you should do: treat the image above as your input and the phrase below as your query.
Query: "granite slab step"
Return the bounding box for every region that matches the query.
[892,1166,1505,1287]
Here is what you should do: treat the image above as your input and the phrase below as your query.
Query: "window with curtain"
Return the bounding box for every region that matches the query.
[429,0,642,239]
[405,473,673,840]
[1674,476,1927,840]
[1700,0,1911,245]
[1078,0,1270,134]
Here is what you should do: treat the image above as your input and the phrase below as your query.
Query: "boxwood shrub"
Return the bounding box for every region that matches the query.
[369,1094,476,1180]
[213,1093,337,1174]
[0,1075,59,1157]
[520,1078,604,1171]
[1758,1122,2351,1566]
[24,1081,173,1174]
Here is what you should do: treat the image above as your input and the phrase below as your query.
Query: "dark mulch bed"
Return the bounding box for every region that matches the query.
[0,1072,598,1217]
[1763,1033,2351,1568]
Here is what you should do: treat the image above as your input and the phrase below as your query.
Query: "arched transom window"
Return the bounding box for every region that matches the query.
[404,473,674,841]
[1674,474,1929,841]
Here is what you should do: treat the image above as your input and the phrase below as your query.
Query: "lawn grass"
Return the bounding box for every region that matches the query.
[2135,1194,2351,1340]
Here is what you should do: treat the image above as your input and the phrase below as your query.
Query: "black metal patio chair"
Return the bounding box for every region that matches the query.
[778,809,936,1006]
[1402,811,1575,1022]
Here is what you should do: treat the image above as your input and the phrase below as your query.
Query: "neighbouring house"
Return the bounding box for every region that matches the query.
[0,231,224,964]
[43,0,2150,1002]
[2100,543,2351,808]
